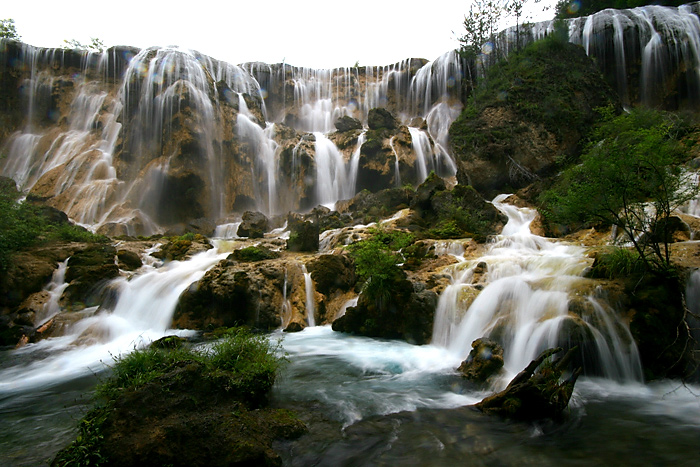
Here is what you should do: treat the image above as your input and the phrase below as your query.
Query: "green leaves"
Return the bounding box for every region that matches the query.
[541,107,698,273]
[346,227,413,302]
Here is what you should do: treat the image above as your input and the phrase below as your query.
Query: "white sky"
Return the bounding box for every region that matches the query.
[4,0,557,69]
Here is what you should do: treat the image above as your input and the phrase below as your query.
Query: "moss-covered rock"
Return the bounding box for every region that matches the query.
[450,38,621,196]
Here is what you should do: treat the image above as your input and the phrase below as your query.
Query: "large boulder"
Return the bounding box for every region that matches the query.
[367,107,398,130]
[237,211,269,238]
[335,115,362,132]
[62,244,119,308]
[332,271,436,345]
[286,215,319,252]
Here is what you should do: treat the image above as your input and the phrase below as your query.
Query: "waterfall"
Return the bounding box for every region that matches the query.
[432,195,643,382]
[314,132,351,209]
[408,127,435,183]
[35,259,70,327]
[500,2,700,109]
[302,265,316,327]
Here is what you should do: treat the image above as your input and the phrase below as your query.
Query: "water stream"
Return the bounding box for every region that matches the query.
[1,197,698,465]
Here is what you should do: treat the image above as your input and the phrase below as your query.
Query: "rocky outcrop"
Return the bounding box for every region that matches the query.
[237,211,269,238]
[172,255,307,330]
[457,338,505,383]
[450,40,621,196]
[332,269,437,345]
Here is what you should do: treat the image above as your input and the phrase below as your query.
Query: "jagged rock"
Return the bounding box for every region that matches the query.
[457,337,504,382]
[367,107,398,130]
[237,211,269,238]
[411,172,447,212]
[475,347,581,421]
[335,115,362,132]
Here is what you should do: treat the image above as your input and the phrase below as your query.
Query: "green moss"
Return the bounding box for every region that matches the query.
[230,245,279,262]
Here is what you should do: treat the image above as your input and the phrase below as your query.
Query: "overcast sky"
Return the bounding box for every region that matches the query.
[5,0,557,69]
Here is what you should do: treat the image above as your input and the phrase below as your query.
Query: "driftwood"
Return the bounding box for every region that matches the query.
[475,347,582,421]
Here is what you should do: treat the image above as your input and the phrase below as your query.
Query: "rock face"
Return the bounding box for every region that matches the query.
[457,338,505,382]
[450,40,621,196]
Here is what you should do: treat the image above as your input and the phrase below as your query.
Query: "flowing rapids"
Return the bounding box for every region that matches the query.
[1,197,699,465]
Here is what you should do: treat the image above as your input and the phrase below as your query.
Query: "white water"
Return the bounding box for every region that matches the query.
[302,265,317,327]
[35,259,70,327]
[432,195,642,382]
[0,247,227,393]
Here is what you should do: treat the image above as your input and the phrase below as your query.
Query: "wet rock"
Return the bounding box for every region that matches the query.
[457,337,504,382]
[332,273,436,344]
[63,244,119,307]
[283,321,304,333]
[287,215,319,252]
[152,234,213,262]
[475,347,582,421]
[368,107,398,130]
[116,249,142,271]
[230,246,280,262]
[335,115,362,132]
[237,211,269,238]
[306,254,356,296]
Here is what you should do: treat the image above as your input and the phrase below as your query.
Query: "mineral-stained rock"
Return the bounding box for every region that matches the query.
[457,337,504,382]
[237,211,269,238]
[306,254,356,296]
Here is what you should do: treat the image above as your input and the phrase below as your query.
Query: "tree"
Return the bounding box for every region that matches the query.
[541,107,698,274]
[63,37,105,52]
[0,18,20,40]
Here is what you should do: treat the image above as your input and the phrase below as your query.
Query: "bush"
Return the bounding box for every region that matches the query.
[0,181,106,270]
[55,328,284,466]
[346,227,413,301]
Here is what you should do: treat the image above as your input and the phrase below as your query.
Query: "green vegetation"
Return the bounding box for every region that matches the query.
[555,0,688,20]
[63,37,105,53]
[540,106,698,274]
[54,328,284,466]
[0,18,20,40]
[0,180,107,271]
[588,246,646,279]
[230,245,280,262]
[347,227,413,302]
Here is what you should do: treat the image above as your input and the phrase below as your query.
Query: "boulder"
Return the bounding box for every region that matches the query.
[286,215,320,252]
[457,337,504,382]
[306,254,356,296]
[367,107,398,130]
[116,249,142,271]
[237,211,269,238]
[335,115,362,132]
[63,245,120,307]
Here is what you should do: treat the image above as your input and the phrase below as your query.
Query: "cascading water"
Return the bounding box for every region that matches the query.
[499,2,700,108]
[432,195,642,382]
[301,265,316,327]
